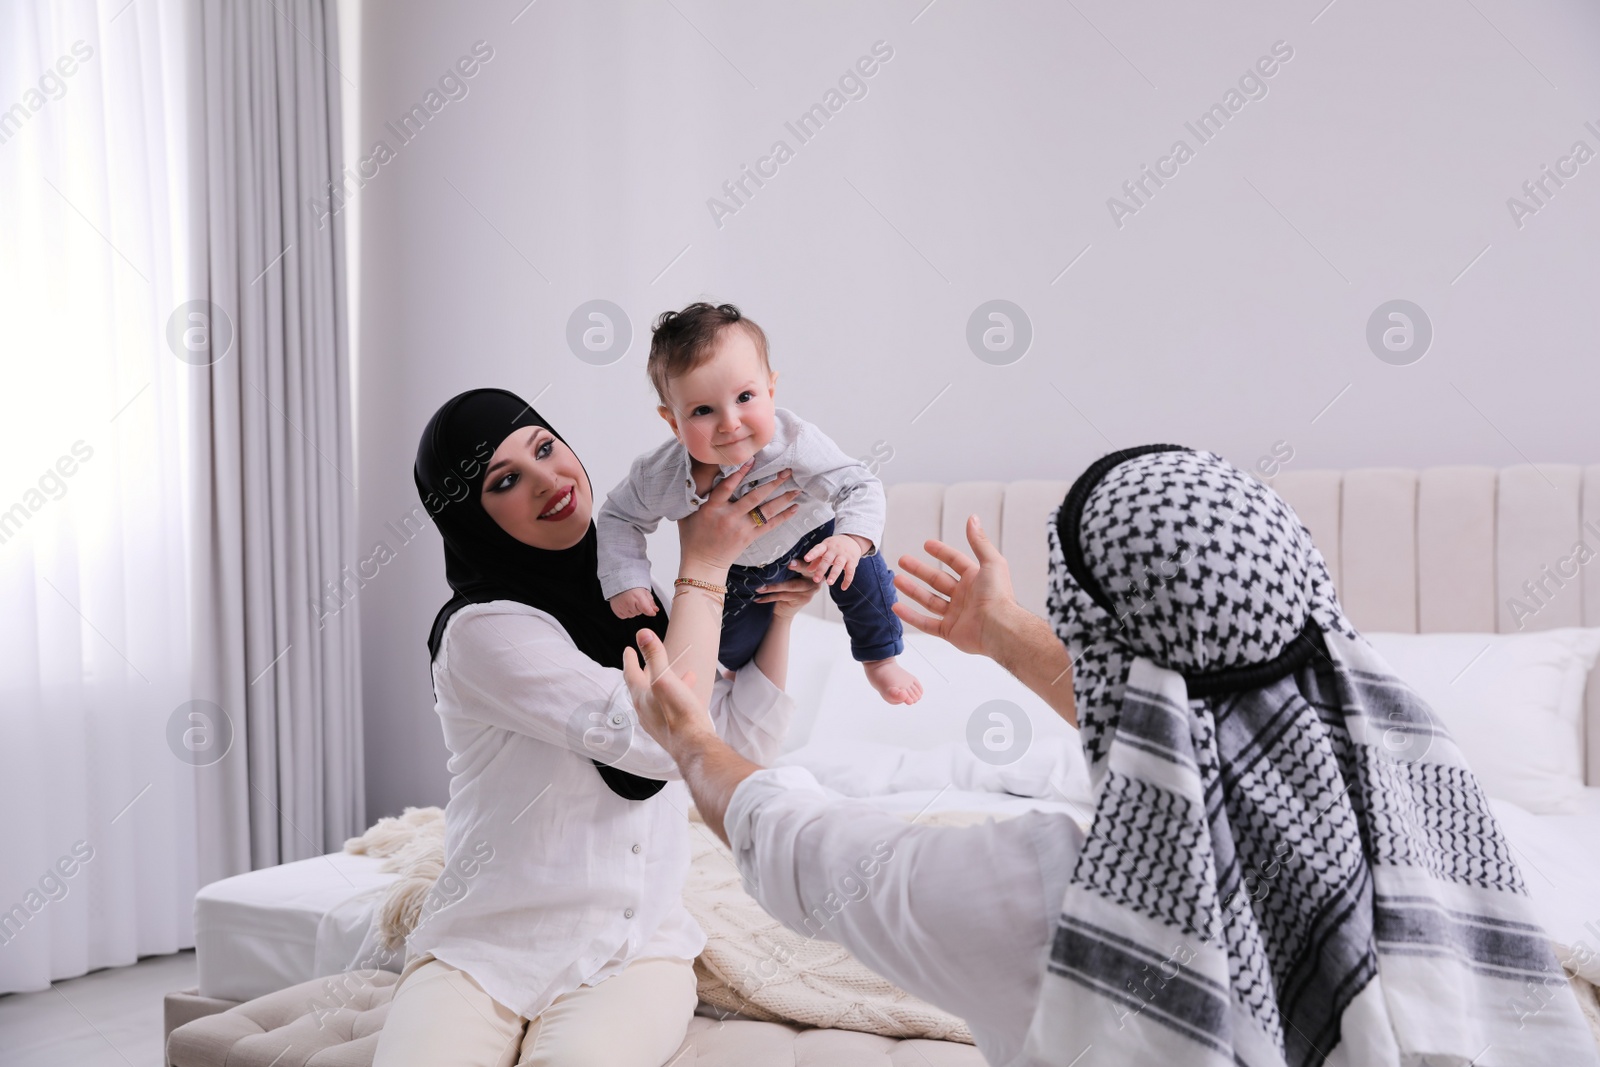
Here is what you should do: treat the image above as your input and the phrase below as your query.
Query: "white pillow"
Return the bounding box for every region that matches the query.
[1362,628,1600,814]
[796,615,1091,802]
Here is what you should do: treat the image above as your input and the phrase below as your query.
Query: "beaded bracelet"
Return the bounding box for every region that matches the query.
[673,577,726,608]
[673,577,728,596]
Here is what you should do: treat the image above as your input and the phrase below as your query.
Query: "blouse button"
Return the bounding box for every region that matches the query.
[610,713,626,727]
[631,843,642,854]
[624,908,635,919]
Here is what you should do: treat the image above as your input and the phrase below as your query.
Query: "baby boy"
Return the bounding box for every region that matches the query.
[596,302,922,705]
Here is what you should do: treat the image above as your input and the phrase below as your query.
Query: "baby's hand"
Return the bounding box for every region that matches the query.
[792,534,868,589]
[609,588,658,619]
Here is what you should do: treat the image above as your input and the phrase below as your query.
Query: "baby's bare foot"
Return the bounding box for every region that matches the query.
[863,658,923,705]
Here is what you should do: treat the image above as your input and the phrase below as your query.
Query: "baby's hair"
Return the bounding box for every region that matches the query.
[647,302,770,407]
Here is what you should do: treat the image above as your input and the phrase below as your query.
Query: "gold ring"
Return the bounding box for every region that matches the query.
[750,506,766,527]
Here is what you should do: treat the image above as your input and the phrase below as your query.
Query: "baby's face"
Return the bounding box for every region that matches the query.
[658,325,777,470]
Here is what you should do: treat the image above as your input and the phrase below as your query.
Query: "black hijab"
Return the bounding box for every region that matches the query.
[413,388,671,800]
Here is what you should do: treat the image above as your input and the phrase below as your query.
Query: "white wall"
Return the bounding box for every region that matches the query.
[354,0,1600,817]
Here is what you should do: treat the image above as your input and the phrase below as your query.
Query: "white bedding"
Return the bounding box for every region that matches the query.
[858,788,1088,825]
[193,850,398,1001]
[1490,789,1600,983]
[780,614,1093,800]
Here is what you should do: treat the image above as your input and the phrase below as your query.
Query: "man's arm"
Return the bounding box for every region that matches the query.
[986,602,1078,726]
[668,732,759,844]
[720,766,1082,1066]
[623,626,757,842]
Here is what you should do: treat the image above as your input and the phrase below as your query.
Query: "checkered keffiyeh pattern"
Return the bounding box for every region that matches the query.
[1020,447,1597,1067]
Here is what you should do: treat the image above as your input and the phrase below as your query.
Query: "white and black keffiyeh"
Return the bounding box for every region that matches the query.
[1020,445,1597,1067]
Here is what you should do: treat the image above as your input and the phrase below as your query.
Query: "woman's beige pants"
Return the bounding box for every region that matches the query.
[371,952,698,1067]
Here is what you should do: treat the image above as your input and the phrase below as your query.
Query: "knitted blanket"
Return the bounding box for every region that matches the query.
[683,805,974,1043]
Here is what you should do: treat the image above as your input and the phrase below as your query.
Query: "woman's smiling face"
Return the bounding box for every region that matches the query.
[479,426,593,549]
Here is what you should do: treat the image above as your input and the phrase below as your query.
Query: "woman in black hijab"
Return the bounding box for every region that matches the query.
[374,388,815,1067]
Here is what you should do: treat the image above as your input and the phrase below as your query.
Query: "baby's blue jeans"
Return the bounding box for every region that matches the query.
[717,519,904,670]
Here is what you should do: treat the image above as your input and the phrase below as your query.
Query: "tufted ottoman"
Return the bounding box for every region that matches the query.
[167,971,398,1067]
[165,970,986,1067]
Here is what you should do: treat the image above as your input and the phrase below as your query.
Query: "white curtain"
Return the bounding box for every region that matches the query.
[187,0,365,880]
[0,0,363,993]
[0,0,199,991]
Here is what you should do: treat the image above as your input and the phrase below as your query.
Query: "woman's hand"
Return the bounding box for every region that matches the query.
[676,459,804,574]
[623,628,715,758]
[892,514,1023,660]
[757,574,822,620]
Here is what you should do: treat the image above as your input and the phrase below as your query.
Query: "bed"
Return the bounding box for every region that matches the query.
[191,851,394,1003]
[168,462,1600,1064]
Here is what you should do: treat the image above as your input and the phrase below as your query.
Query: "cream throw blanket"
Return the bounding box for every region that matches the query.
[344,805,974,1042]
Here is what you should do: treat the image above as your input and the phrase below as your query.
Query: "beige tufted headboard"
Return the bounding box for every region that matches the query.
[808,465,1600,785]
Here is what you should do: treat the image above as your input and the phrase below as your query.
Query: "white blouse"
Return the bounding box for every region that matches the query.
[405,596,794,1020]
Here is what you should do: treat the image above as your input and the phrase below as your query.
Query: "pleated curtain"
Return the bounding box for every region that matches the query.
[187,0,364,881]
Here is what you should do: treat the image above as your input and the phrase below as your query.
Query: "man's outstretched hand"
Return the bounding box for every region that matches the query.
[893,513,1078,727]
[891,514,1023,660]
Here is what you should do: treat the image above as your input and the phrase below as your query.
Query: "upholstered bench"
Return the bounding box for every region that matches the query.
[165,970,985,1067]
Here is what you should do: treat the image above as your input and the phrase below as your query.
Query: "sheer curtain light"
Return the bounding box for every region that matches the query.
[0,0,363,994]
[0,0,199,991]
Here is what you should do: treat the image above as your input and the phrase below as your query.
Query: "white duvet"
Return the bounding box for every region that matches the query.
[1489,791,1600,983]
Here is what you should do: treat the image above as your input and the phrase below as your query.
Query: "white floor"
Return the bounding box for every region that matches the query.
[0,950,195,1067]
